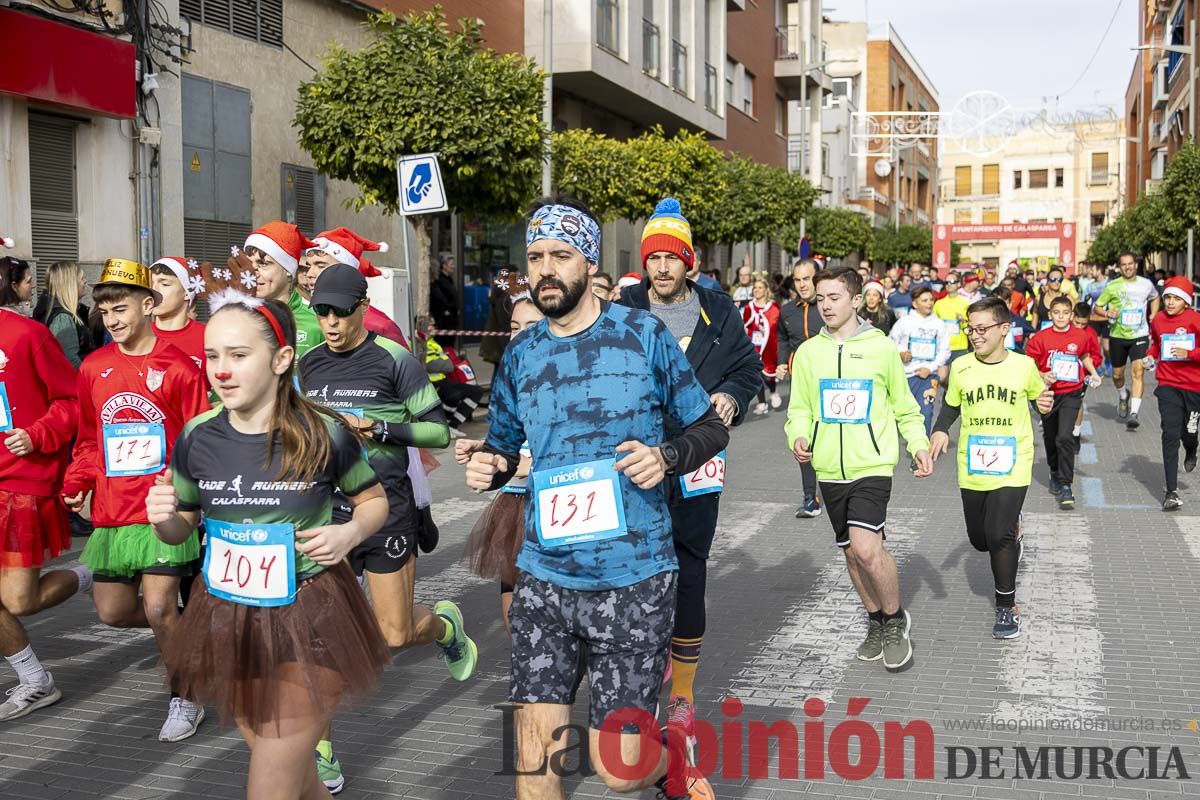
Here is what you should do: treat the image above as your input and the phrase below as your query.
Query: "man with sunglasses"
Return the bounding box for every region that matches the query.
[304,227,410,348]
[298,265,473,794]
[1097,252,1160,429]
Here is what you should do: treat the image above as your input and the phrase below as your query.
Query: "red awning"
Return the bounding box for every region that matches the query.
[0,7,136,119]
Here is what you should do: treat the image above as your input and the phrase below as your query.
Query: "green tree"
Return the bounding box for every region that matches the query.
[869,224,934,266]
[801,207,872,260]
[294,9,547,312]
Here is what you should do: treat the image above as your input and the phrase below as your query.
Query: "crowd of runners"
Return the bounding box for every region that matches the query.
[0,193,1196,800]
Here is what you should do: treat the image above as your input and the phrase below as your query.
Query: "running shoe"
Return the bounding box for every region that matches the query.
[655,769,716,800]
[316,749,345,795]
[752,402,769,416]
[1048,478,1063,497]
[795,497,822,519]
[769,392,783,410]
[159,697,205,742]
[1187,451,1198,473]
[434,600,478,681]
[449,427,467,439]
[855,619,884,662]
[881,611,912,670]
[1163,491,1184,512]
[1057,486,1075,510]
[0,677,61,722]
[1126,412,1140,431]
[666,695,697,765]
[1118,395,1130,419]
[992,606,1021,639]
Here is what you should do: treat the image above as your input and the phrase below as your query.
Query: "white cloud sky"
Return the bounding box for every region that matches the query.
[831,0,1140,116]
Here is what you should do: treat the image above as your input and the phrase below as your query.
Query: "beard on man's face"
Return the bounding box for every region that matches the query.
[532,274,589,318]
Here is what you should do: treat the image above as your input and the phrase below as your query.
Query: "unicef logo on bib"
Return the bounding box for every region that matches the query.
[578,465,595,481]
[251,529,269,544]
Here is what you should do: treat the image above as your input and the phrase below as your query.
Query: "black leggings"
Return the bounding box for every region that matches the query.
[1043,391,1083,486]
[1156,384,1200,493]
[757,376,777,405]
[673,545,707,640]
[961,486,1027,608]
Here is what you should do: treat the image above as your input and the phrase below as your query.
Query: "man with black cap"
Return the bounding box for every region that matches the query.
[298,264,474,794]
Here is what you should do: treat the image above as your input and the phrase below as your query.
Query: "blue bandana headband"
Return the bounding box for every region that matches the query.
[526,204,601,265]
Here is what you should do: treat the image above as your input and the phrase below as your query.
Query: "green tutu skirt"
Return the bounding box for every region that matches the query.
[81,524,200,578]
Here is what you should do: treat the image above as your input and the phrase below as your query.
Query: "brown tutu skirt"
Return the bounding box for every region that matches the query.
[464,490,525,588]
[165,561,390,737]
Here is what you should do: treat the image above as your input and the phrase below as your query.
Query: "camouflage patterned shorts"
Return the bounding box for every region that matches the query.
[509,570,677,731]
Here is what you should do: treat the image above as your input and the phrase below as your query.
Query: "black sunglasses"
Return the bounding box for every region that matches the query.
[313,302,361,318]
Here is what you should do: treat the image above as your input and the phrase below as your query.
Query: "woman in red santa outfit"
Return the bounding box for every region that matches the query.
[742,274,780,415]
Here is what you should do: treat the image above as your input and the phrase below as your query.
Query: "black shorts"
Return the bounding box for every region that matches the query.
[818,477,892,547]
[93,563,194,584]
[509,571,675,731]
[1109,336,1149,368]
[347,529,416,576]
[1089,320,1109,340]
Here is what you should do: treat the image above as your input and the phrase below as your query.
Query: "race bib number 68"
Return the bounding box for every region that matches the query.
[819,378,873,424]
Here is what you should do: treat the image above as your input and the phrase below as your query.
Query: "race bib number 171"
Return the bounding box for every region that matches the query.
[102,422,166,477]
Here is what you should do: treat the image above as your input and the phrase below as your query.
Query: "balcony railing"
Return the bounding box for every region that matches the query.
[1090,169,1110,185]
[704,63,718,112]
[671,40,687,93]
[775,25,800,59]
[642,19,661,78]
[596,0,619,54]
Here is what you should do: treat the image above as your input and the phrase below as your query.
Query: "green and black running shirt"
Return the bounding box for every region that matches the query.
[299,333,443,535]
[171,408,379,576]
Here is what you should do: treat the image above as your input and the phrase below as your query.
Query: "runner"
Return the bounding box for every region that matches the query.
[618,197,761,763]
[1071,302,1102,438]
[148,293,392,798]
[930,296,1054,639]
[1096,252,1159,429]
[298,264,470,793]
[303,228,409,347]
[785,266,932,670]
[61,259,210,741]
[0,306,87,722]
[150,257,207,370]
[464,196,724,800]
[244,221,326,358]
[1025,295,1102,510]
[1145,276,1200,511]
[889,284,950,435]
[741,274,780,414]
[933,276,971,368]
[776,258,825,518]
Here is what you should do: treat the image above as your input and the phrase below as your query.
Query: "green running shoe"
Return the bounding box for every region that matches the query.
[315,749,345,795]
[856,619,884,662]
[882,610,913,670]
[434,600,478,681]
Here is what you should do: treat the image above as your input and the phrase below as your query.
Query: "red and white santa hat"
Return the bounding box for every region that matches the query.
[244,221,316,276]
[1163,276,1194,304]
[311,227,388,273]
[1,234,13,249]
[151,256,206,300]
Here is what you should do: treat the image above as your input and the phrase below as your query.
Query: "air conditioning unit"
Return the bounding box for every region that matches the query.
[1151,149,1168,181]
[1154,60,1170,107]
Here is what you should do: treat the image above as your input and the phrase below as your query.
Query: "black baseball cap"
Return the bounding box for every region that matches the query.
[311,263,367,309]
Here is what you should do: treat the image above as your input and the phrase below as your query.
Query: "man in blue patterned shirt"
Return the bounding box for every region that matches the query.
[464,196,727,800]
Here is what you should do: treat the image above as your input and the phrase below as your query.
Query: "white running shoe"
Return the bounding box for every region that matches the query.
[0,677,61,722]
[449,427,467,439]
[753,402,769,416]
[159,697,206,742]
[769,392,782,409]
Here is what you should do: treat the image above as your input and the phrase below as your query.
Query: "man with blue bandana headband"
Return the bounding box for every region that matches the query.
[462,195,727,800]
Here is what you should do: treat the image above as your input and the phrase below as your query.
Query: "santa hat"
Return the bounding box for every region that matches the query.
[963,272,980,286]
[863,281,886,298]
[1163,276,1194,304]
[244,221,316,276]
[618,272,642,288]
[311,227,388,273]
[1,234,13,249]
[151,256,206,300]
[357,257,383,278]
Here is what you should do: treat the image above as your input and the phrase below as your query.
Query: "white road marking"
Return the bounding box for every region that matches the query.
[993,512,1105,723]
[708,500,793,576]
[725,508,923,707]
[1173,515,1200,562]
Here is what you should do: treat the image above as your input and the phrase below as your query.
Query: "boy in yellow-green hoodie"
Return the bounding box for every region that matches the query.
[785,266,932,670]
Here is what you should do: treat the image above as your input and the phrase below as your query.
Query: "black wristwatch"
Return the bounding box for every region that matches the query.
[659,442,679,475]
[370,420,386,442]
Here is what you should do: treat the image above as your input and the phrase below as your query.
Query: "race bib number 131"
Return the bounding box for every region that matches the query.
[532,459,627,548]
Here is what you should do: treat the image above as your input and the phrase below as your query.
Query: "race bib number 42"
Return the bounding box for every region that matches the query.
[102,422,166,477]
[819,378,873,424]
[680,450,727,497]
[0,382,11,432]
[203,519,296,607]
[532,459,627,548]
[967,435,1017,476]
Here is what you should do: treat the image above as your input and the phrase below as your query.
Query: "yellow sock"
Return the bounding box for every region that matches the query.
[669,636,702,703]
[316,739,334,761]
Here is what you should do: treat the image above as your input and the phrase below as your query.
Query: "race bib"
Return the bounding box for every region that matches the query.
[1162,333,1196,361]
[1050,353,1081,383]
[943,318,961,337]
[0,382,10,432]
[502,443,532,494]
[679,450,727,497]
[910,335,937,361]
[532,459,627,548]
[1004,328,1017,350]
[102,422,166,476]
[751,329,768,348]
[967,435,1017,476]
[1120,308,1145,328]
[819,378,873,424]
[203,519,296,607]
[457,363,477,383]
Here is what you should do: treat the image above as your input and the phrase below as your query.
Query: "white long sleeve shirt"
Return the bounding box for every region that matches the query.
[889,310,951,376]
